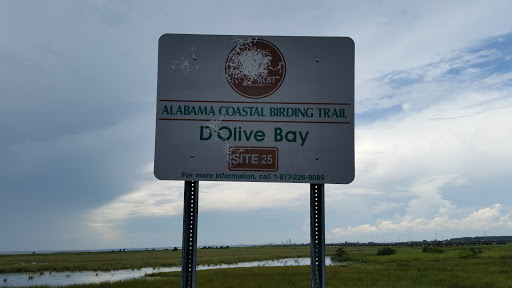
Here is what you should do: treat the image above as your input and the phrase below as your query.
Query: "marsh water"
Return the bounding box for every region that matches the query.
[0,257,334,287]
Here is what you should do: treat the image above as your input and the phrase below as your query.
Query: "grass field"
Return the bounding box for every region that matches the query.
[2,245,512,287]
[0,246,315,273]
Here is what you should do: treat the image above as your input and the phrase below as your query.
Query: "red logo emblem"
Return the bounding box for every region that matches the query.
[225,39,286,99]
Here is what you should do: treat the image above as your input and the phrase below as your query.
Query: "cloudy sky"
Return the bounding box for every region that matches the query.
[1,0,512,252]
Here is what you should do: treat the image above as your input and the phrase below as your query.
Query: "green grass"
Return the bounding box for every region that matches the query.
[0,249,182,273]
[0,246,317,273]
[2,245,512,287]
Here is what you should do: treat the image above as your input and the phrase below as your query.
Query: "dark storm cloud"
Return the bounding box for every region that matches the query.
[0,1,160,250]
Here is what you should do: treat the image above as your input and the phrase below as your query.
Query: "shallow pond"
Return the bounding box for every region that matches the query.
[0,257,334,287]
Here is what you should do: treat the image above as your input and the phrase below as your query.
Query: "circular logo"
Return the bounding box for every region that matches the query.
[225,39,286,99]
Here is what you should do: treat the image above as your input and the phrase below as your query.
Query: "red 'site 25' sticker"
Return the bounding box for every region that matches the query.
[229,146,278,171]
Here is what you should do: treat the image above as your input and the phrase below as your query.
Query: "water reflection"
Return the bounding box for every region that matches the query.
[0,257,333,287]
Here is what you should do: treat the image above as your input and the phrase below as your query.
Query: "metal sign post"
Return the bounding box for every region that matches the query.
[181,181,199,288]
[310,184,325,288]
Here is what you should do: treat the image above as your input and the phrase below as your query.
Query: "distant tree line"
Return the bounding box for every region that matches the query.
[448,236,512,242]
[201,245,230,249]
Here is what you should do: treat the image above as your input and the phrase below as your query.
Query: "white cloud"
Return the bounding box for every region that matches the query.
[88,180,183,240]
[402,176,457,220]
[353,0,512,81]
[355,46,512,182]
[330,37,512,241]
[332,203,512,238]
[358,43,512,113]
[331,173,512,240]
[363,99,511,183]
[88,172,308,237]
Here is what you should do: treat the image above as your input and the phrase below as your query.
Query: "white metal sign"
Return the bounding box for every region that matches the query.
[154,34,354,184]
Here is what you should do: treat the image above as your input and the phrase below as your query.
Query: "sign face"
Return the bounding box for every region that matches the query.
[155,34,354,184]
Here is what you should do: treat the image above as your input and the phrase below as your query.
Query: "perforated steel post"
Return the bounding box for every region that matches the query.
[181,181,199,288]
[310,183,325,288]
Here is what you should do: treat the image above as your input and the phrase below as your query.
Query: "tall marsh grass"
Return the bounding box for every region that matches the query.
[2,245,512,287]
